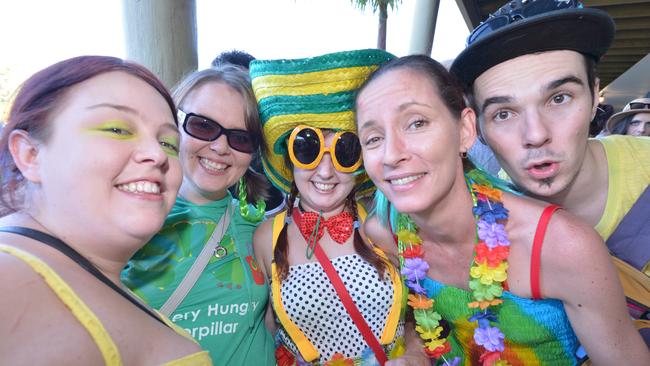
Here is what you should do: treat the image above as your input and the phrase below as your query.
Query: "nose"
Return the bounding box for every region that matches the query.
[635,121,650,136]
[314,152,335,179]
[210,134,230,154]
[383,130,408,167]
[522,109,551,148]
[134,136,169,168]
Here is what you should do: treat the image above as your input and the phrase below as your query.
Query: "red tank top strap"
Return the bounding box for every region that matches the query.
[530,204,562,300]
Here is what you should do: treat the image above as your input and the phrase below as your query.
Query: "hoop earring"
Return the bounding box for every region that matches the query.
[238,177,266,223]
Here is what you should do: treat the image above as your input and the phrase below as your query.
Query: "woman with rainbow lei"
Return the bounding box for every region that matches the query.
[354,55,649,365]
[250,50,429,366]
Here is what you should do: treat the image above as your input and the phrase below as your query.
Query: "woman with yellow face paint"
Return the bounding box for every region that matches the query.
[0,56,211,365]
[123,65,275,365]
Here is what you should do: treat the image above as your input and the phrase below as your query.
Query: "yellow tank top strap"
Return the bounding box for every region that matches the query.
[371,246,403,344]
[0,244,121,366]
[160,350,211,366]
[271,211,320,361]
[357,201,368,222]
[358,200,403,343]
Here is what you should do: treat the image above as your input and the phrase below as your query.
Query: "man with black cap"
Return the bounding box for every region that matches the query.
[452,0,650,347]
[451,0,650,337]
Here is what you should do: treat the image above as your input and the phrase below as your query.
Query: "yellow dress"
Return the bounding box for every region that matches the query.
[0,244,212,366]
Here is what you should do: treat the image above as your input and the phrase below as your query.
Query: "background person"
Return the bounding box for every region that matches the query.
[606,98,650,137]
[0,55,210,365]
[355,54,649,365]
[123,65,274,365]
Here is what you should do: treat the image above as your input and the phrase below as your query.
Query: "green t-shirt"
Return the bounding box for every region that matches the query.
[122,195,275,366]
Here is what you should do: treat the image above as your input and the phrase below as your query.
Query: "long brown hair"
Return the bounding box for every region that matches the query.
[273,183,387,282]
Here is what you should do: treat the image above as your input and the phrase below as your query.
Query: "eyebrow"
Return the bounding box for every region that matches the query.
[545,75,584,91]
[481,96,512,113]
[87,103,138,115]
[398,101,432,111]
[480,75,586,113]
[88,103,179,133]
[357,119,377,133]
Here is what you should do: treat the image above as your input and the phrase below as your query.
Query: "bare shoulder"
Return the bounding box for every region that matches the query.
[502,192,612,298]
[507,192,605,256]
[362,214,397,256]
[253,217,276,275]
[0,249,103,363]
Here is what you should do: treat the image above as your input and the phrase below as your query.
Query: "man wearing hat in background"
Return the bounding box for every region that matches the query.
[607,98,650,137]
[451,0,650,344]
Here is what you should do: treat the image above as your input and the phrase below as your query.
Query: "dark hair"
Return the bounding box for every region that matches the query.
[0,55,176,214]
[211,50,256,70]
[273,183,387,282]
[590,103,613,137]
[610,113,636,135]
[584,55,598,99]
[173,65,269,203]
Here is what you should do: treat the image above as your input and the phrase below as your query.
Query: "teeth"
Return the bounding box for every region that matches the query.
[390,174,424,186]
[200,158,227,171]
[117,181,160,194]
[314,182,335,191]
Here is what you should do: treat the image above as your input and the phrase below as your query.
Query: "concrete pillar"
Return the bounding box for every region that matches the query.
[122,0,197,89]
[409,0,440,56]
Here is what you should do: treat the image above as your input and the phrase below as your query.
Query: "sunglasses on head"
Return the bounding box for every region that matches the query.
[629,102,650,111]
[468,0,582,45]
[178,110,255,154]
[288,125,362,173]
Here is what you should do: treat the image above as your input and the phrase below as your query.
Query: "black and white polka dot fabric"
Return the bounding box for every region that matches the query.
[277,254,403,362]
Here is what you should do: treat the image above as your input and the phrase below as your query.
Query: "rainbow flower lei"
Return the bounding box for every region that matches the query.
[397,171,511,366]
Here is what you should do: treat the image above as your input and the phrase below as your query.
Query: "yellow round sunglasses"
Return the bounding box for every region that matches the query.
[287,125,362,173]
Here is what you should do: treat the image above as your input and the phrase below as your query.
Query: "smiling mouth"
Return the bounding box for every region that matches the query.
[117,181,161,195]
[388,174,424,186]
[313,182,336,191]
[200,157,228,172]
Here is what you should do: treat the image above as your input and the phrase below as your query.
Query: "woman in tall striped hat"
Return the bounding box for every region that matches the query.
[251,50,429,366]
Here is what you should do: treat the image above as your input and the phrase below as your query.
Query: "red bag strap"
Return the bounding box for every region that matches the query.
[293,211,388,365]
[313,245,388,365]
[531,204,561,300]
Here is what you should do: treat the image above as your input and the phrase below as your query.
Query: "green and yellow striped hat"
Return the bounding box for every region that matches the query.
[249,49,394,195]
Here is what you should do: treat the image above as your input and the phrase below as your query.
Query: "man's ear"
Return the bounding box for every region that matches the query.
[8,130,43,184]
[591,78,601,121]
[459,107,478,154]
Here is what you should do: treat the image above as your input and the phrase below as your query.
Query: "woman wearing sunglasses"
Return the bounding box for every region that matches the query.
[355,55,649,365]
[122,65,275,365]
[0,56,211,365]
[250,50,429,366]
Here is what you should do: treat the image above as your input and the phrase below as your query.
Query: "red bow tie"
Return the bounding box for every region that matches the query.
[293,210,354,244]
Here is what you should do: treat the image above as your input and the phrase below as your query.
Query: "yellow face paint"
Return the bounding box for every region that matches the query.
[86,120,180,157]
[160,136,180,157]
[86,120,135,140]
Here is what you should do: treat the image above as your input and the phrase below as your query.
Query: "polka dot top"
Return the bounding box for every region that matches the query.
[276,254,404,362]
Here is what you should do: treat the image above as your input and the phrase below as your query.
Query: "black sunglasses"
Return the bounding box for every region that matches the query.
[468,0,582,45]
[178,110,255,154]
[629,102,650,111]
